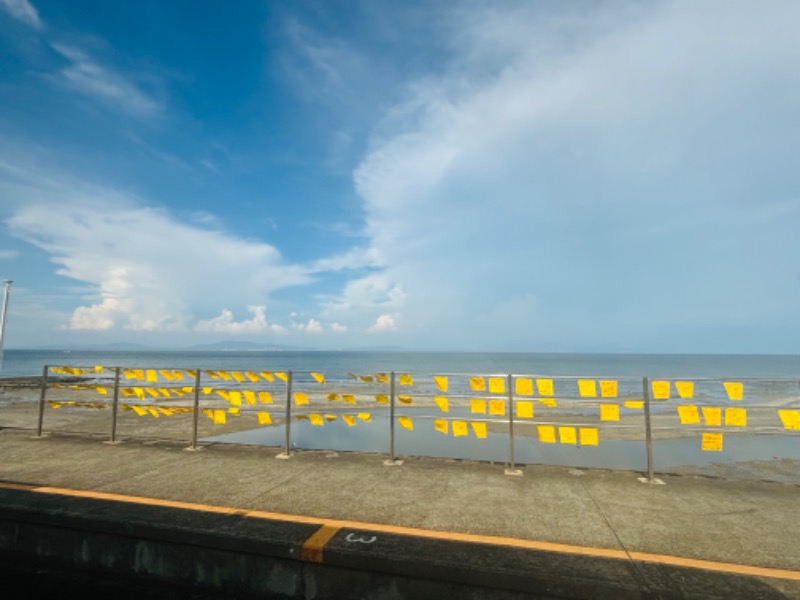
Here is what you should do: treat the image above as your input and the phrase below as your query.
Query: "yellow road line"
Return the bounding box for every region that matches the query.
[3,483,800,582]
[301,525,341,562]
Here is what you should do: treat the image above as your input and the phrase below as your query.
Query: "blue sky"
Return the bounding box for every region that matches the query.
[1,0,799,352]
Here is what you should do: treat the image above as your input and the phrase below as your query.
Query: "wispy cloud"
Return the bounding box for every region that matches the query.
[0,0,42,29]
[344,0,800,350]
[0,249,18,260]
[51,43,162,117]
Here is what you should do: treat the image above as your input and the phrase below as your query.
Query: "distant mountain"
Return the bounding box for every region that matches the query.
[187,341,308,351]
[39,342,155,351]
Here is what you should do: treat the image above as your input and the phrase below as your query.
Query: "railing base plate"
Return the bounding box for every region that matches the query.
[504,468,523,477]
[638,476,665,485]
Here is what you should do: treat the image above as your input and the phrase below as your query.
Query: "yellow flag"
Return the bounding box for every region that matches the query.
[246,372,261,383]
[310,414,324,426]
[559,426,577,445]
[213,409,226,424]
[146,388,159,398]
[469,377,486,391]
[434,376,448,392]
[701,432,723,451]
[216,390,230,401]
[539,398,558,407]
[515,378,533,396]
[677,405,700,425]
[343,394,356,404]
[778,409,800,430]
[96,387,107,395]
[94,365,104,372]
[175,370,188,380]
[229,391,242,406]
[204,370,219,379]
[360,375,374,383]
[327,393,341,401]
[600,404,619,422]
[399,373,413,386]
[675,381,694,399]
[489,377,506,394]
[375,394,389,404]
[275,372,288,382]
[159,370,174,381]
[325,414,337,422]
[259,391,273,403]
[122,388,134,397]
[600,380,618,398]
[228,407,240,416]
[578,380,597,398]
[725,407,747,427]
[453,421,468,437]
[158,388,172,398]
[516,401,534,419]
[376,373,389,383]
[258,412,272,425]
[702,407,722,426]
[343,415,356,426]
[434,419,449,434]
[146,370,158,383]
[398,395,413,405]
[357,413,372,422]
[398,416,413,430]
[624,401,644,409]
[489,399,506,416]
[579,428,599,446]
[537,425,556,443]
[124,369,136,379]
[49,401,63,409]
[260,371,274,382]
[434,396,449,413]
[230,371,244,383]
[294,392,309,406]
[724,382,743,401]
[202,408,213,419]
[311,372,326,385]
[133,405,148,416]
[243,391,256,405]
[217,371,232,381]
[134,369,144,380]
[470,399,487,414]
[471,422,488,439]
[651,380,670,400]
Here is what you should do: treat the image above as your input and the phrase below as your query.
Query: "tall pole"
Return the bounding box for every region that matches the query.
[0,280,12,373]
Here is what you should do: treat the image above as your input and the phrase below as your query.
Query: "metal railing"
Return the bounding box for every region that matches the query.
[26,364,800,481]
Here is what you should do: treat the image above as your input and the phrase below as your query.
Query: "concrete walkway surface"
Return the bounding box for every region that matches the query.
[0,428,798,599]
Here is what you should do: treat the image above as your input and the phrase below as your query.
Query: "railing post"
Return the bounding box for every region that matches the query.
[505,373,522,476]
[108,367,121,444]
[35,364,48,438]
[186,368,202,451]
[384,371,402,466]
[639,377,663,484]
[277,370,293,459]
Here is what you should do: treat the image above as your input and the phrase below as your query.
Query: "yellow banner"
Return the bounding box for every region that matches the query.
[724,382,743,401]
[470,399,487,414]
[434,396,449,413]
[471,422,487,439]
[310,414,324,426]
[578,380,597,397]
[489,400,506,416]
[434,419,449,434]
[600,404,619,421]
[701,432,723,451]
[399,373,413,386]
[246,372,261,383]
[375,394,389,404]
[260,371,274,382]
[675,381,694,399]
[398,395,413,405]
[516,401,534,419]
[434,376,448,392]
[311,372,326,385]
[725,407,747,427]
[778,409,800,430]
[229,391,242,406]
[244,391,257,405]
[702,407,722,427]
[537,425,556,443]
[488,377,505,394]
[376,373,389,383]
[357,413,372,422]
[146,370,158,383]
[651,380,670,400]
[294,392,309,406]
[677,405,700,425]
[600,380,618,398]
[469,377,486,392]
[258,412,272,425]
[558,426,577,444]
[624,401,644,409]
[453,421,468,437]
[398,416,413,430]
[343,415,356,426]
[343,394,356,404]
[579,428,599,446]
[515,378,533,396]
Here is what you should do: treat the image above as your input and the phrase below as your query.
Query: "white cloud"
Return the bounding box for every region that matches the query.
[51,44,161,117]
[4,175,312,333]
[196,305,277,334]
[344,0,800,350]
[292,317,324,334]
[0,0,41,29]
[0,249,18,260]
[330,322,347,333]
[367,313,398,333]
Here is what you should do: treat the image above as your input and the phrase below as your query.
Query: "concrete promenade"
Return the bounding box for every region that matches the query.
[0,427,798,599]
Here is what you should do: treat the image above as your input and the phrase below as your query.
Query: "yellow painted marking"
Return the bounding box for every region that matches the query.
[1,483,798,582]
[301,524,340,562]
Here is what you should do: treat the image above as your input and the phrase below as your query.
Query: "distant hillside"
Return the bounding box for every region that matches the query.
[188,341,308,351]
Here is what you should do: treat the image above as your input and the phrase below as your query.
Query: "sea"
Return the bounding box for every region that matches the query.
[2,348,800,379]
